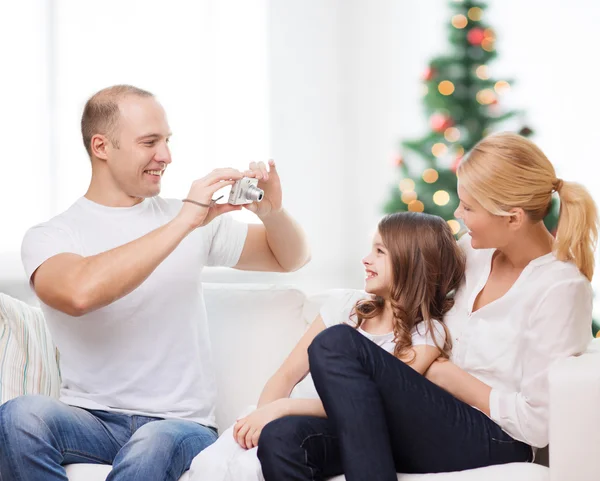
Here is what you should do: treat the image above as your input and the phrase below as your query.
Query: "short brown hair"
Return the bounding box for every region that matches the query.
[81,85,154,157]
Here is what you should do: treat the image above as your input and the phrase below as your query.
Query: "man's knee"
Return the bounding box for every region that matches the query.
[0,395,65,438]
[124,420,217,462]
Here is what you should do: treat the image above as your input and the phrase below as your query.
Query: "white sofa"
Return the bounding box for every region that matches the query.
[22,284,600,481]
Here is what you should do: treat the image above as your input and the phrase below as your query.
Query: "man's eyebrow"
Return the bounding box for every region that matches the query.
[136,133,172,141]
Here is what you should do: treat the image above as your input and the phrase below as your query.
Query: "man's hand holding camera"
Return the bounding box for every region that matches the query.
[179,160,283,230]
[240,159,282,218]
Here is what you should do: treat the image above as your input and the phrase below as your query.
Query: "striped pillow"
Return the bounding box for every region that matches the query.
[0,293,61,403]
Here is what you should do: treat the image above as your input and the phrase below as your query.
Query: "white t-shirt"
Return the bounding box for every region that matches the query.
[445,234,593,448]
[291,289,446,399]
[21,196,248,428]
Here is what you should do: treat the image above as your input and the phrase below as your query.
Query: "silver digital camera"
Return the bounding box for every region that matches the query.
[228,177,264,205]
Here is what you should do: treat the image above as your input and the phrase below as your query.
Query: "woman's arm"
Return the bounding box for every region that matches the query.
[403,344,445,375]
[425,359,492,415]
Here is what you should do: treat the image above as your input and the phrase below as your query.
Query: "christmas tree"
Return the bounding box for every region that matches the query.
[384,0,597,336]
[384,0,559,235]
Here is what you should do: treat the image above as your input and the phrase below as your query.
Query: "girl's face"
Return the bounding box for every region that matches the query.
[362,230,393,298]
[455,184,510,249]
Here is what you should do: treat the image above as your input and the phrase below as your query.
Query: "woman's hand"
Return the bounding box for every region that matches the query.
[233,399,287,449]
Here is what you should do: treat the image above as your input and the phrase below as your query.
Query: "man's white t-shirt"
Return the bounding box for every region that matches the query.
[21,196,248,428]
[291,289,447,399]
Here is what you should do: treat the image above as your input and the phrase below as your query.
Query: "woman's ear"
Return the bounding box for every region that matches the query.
[507,207,526,230]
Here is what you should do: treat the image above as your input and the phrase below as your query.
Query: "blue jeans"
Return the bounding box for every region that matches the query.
[0,395,218,481]
[258,325,532,481]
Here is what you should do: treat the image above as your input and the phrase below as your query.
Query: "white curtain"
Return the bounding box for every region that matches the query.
[1,0,269,257]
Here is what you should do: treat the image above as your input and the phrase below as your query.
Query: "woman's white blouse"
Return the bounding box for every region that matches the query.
[445,234,593,448]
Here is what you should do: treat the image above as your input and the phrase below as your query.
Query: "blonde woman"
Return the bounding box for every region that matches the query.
[258,132,598,480]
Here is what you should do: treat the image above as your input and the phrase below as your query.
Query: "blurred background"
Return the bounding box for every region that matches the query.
[2,0,599,319]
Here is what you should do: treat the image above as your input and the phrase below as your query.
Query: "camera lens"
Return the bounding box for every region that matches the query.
[246,185,264,202]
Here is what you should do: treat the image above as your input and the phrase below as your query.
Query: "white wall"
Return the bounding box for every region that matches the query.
[259,0,600,294]
[3,0,600,299]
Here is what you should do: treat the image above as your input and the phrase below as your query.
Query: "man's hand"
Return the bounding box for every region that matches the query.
[233,400,287,449]
[242,160,283,218]
[177,168,244,229]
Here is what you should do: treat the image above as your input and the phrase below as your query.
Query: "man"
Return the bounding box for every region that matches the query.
[0,85,310,481]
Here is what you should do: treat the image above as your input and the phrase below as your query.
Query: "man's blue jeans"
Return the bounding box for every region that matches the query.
[0,395,218,481]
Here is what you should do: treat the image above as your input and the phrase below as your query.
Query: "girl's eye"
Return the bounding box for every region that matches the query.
[377,248,384,254]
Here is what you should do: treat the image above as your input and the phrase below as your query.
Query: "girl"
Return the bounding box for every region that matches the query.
[189,212,465,481]
[257,132,598,480]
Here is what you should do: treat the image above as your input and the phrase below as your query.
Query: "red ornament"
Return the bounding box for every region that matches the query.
[423,66,436,81]
[467,28,485,46]
[393,155,404,167]
[451,155,463,173]
[430,113,454,133]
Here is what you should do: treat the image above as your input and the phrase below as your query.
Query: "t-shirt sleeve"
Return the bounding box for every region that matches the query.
[319,290,370,328]
[411,319,447,348]
[21,223,79,283]
[206,214,249,267]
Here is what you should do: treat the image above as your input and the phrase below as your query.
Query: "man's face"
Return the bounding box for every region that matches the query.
[105,96,172,199]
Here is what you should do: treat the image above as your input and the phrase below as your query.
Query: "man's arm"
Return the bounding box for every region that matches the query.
[32,169,244,317]
[234,211,310,272]
[233,160,310,272]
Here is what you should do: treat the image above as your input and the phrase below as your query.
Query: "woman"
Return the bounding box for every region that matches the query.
[189,212,465,481]
[257,132,598,480]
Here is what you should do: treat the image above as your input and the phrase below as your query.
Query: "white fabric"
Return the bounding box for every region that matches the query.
[0,293,61,403]
[291,289,446,400]
[445,234,594,448]
[548,338,600,481]
[10,283,592,481]
[20,196,248,427]
[327,462,549,481]
[189,406,263,481]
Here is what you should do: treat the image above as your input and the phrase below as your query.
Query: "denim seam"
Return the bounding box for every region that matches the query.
[62,449,113,465]
[300,433,337,481]
[0,406,25,481]
[165,431,217,481]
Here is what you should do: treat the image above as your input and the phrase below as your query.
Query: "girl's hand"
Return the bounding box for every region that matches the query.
[233,400,287,449]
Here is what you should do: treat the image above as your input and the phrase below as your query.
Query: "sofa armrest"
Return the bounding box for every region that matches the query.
[548,340,600,481]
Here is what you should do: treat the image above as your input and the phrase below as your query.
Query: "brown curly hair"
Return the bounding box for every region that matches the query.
[353,212,465,362]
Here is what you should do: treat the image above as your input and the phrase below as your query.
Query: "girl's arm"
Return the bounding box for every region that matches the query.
[272,341,444,419]
[256,315,327,408]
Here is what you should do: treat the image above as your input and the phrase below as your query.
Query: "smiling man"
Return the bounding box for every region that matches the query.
[0,85,310,481]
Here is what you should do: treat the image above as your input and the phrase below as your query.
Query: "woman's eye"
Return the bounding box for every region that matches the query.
[377,248,384,254]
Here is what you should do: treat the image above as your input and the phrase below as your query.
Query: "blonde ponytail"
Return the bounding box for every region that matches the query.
[554,180,598,281]
[458,132,599,281]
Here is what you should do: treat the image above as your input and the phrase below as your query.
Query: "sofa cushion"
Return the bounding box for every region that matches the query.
[204,283,307,429]
[328,462,548,481]
[0,293,61,403]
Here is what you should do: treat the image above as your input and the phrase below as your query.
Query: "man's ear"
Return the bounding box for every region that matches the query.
[507,207,526,230]
[91,134,109,161]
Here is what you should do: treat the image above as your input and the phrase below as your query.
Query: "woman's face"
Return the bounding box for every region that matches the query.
[362,230,393,298]
[455,184,510,249]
